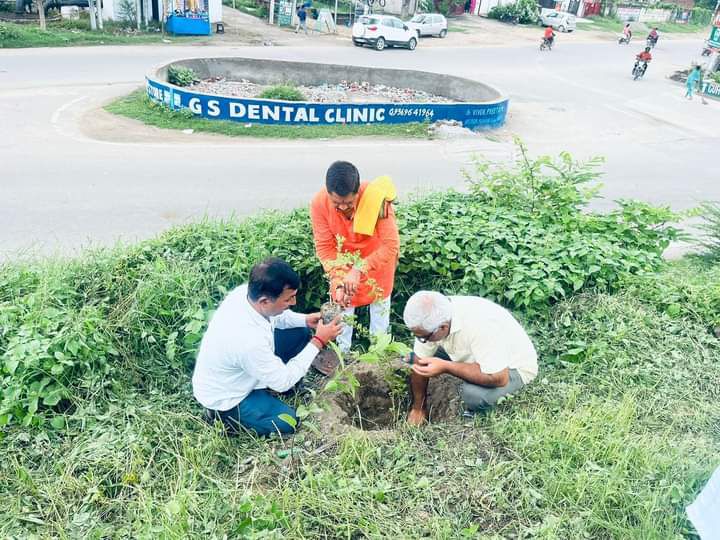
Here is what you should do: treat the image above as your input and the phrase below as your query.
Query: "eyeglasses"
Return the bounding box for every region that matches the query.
[416,328,437,343]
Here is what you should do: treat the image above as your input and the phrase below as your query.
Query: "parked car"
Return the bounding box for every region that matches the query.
[406,13,448,38]
[352,15,418,50]
[538,9,576,32]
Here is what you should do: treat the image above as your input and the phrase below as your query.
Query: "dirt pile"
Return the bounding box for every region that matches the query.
[317,363,464,438]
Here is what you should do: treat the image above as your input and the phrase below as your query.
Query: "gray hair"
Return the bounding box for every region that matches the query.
[403,291,452,333]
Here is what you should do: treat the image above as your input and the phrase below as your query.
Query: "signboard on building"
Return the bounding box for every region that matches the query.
[278,0,293,25]
[146,77,509,129]
[703,80,720,98]
[708,25,720,48]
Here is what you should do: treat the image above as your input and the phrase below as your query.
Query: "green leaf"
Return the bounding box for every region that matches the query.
[277,413,297,429]
[5,358,19,375]
[43,392,63,407]
[50,416,65,429]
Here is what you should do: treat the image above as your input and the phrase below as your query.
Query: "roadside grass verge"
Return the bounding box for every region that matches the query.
[0,257,717,537]
[577,15,708,35]
[105,89,432,139]
[654,21,709,34]
[1,152,718,537]
[0,20,197,48]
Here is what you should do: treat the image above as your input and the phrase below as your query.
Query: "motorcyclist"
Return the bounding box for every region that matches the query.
[623,23,632,41]
[634,46,652,76]
[543,25,555,46]
[647,27,659,46]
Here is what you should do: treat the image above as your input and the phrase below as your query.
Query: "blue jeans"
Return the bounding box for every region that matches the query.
[206,327,311,437]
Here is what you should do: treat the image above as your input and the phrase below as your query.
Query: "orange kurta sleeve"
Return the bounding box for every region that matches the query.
[310,191,340,272]
[364,204,399,275]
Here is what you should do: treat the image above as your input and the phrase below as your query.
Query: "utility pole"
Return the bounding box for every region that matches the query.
[269,0,275,24]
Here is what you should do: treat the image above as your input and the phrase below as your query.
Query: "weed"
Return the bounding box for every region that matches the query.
[258,84,306,101]
[167,65,197,87]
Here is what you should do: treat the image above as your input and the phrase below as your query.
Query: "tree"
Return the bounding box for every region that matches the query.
[34,0,46,30]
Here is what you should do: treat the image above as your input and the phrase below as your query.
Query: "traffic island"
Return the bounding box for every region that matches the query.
[137,56,509,135]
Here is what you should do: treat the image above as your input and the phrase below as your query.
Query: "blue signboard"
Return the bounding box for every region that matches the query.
[146,78,508,129]
[703,80,720,98]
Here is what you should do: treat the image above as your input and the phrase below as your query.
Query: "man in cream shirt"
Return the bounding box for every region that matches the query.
[403,290,538,425]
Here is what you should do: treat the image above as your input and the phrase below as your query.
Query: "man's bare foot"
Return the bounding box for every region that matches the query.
[407,408,428,426]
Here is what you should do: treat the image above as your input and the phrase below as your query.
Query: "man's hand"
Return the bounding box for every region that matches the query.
[342,267,361,297]
[315,316,343,344]
[305,312,322,329]
[332,286,353,308]
[411,356,447,378]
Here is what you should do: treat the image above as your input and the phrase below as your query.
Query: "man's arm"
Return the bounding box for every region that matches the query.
[272,309,309,330]
[241,340,319,393]
[310,194,341,270]
[412,356,509,387]
[443,361,509,387]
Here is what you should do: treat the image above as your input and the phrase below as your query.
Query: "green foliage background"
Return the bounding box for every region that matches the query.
[0,148,684,428]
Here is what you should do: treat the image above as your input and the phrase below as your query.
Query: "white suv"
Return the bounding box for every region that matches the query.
[352,15,418,51]
[406,13,447,38]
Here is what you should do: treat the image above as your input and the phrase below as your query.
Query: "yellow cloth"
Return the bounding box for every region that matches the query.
[353,176,396,236]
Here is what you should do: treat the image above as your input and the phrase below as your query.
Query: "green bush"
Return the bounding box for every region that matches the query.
[0,147,682,427]
[0,22,21,42]
[258,85,306,101]
[167,65,197,87]
[697,201,720,259]
[690,6,712,26]
[488,0,538,24]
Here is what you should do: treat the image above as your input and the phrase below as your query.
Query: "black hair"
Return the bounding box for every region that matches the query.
[248,257,300,302]
[326,161,360,197]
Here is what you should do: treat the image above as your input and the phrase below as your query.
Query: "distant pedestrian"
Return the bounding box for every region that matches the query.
[685,65,702,100]
[698,67,708,104]
[295,5,308,34]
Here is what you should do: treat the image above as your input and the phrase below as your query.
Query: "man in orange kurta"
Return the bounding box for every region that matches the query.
[310,161,400,351]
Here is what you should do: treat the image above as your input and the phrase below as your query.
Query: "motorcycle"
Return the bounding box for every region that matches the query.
[540,36,553,51]
[646,35,658,49]
[632,60,648,80]
[701,41,714,56]
[618,34,631,45]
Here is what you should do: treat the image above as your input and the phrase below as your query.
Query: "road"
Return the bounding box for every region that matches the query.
[1,36,718,259]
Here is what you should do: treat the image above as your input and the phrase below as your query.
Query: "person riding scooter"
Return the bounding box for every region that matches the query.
[543,25,555,48]
[647,27,659,47]
[634,46,652,77]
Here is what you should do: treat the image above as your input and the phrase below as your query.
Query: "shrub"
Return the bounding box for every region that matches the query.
[258,85,306,101]
[488,0,538,24]
[690,6,712,26]
[117,0,138,28]
[696,201,720,259]
[167,65,197,87]
[0,146,682,427]
[0,22,21,42]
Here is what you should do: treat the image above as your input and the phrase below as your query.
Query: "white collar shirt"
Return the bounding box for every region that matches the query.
[192,284,319,411]
[413,296,538,384]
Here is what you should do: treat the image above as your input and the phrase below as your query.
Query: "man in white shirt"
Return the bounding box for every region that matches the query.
[192,257,342,436]
[402,290,538,425]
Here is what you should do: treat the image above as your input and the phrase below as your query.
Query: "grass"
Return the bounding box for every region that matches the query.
[654,21,710,34]
[0,19,199,48]
[578,15,709,35]
[105,89,432,140]
[0,255,718,537]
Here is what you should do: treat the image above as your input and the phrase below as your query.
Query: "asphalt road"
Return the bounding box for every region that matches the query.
[1,37,718,259]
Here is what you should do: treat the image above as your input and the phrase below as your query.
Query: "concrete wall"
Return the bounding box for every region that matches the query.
[160,57,504,103]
